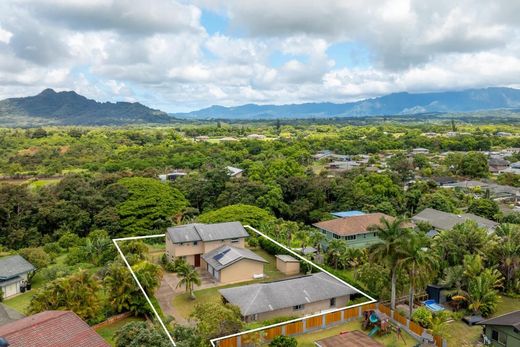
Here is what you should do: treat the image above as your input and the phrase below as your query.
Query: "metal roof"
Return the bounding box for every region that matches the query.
[166,222,250,243]
[219,272,358,316]
[0,255,35,280]
[330,211,365,218]
[412,208,497,232]
[202,245,267,271]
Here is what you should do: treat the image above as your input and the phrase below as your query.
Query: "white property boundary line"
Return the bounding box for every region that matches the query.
[112,225,377,347]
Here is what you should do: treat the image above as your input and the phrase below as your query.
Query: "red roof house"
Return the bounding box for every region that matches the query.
[0,311,109,347]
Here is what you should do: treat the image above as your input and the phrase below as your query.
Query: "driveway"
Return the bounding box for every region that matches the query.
[155,269,219,326]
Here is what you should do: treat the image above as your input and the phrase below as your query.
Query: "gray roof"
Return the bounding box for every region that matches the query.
[275,255,299,263]
[227,166,244,176]
[0,255,35,280]
[219,272,358,316]
[478,310,520,329]
[167,222,249,243]
[0,304,24,327]
[412,208,498,232]
[202,245,267,271]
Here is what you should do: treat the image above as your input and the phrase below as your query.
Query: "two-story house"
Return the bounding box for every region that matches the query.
[165,221,267,284]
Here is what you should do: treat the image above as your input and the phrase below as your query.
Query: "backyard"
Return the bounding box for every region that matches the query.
[95,316,145,346]
[445,296,520,346]
[293,318,417,347]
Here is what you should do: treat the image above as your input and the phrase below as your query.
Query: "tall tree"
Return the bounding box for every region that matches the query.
[400,234,439,318]
[369,217,411,310]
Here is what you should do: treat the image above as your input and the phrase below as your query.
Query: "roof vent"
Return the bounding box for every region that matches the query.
[0,337,10,347]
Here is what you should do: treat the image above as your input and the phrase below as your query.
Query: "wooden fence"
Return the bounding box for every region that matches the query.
[215,302,445,347]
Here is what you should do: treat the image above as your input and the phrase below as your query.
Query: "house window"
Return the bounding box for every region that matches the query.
[491,330,507,345]
[333,234,340,239]
[330,298,336,307]
[193,241,198,246]
[251,314,258,321]
[373,233,377,237]
[231,238,239,243]
[346,235,356,240]
[293,304,305,311]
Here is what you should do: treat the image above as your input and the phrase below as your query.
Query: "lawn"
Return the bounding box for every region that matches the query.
[3,270,46,314]
[95,316,144,346]
[445,296,520,347]
[293,319,417,347]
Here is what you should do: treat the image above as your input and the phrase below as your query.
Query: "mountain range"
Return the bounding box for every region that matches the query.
[1,87,520,126]
[0,88,172,126]
[173,87,520,120]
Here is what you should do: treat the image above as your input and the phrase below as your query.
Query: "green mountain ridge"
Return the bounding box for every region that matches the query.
[0,88,173,126]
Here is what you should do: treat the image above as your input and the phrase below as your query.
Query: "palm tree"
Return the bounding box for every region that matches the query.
[494,224,520,292]
[369,217,411,310]
[400,234,439,318]
[176,264,201,299]
[327,239,348,269]
[466,271,502,317]
[309,230,326,253]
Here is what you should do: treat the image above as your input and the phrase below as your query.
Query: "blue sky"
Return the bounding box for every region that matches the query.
[0,0,518,112]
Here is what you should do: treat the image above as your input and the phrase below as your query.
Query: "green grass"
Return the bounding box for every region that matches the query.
[95,316,144,346]
[445,296,520,347]
[294,319,417,347]
[3,271,46,314]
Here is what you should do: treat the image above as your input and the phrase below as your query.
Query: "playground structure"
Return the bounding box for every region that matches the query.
[362,309,406,343]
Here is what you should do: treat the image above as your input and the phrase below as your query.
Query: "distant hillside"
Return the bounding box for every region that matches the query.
[173,87,520,120]
[0,89,173,126]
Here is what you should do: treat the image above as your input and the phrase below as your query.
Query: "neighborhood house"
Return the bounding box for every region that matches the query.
[0,255,34,299]
[0,310,109,347]
[412,208,498,234]
[478,310,520,347]
[313,213,396,248]
[219,272,357,322]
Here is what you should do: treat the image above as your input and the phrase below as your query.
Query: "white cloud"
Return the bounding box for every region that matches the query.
[0,0,518,111]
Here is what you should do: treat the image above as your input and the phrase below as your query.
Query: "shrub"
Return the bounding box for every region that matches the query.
[269,335,297,347]
[411,307,433,328]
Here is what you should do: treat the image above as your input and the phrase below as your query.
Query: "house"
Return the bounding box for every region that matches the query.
[503,162,520,175]
[195,135,209,141]
[0,310,109,347]
[431,176,458,187]
[412,208,498,233]
[226,166,244,178]
[275,255,300,276]
[477,310,520,347]
[165,222,250,267]
[313,150,333,161]
[158,171,187,181]
[315,330,384,347]
[201,245,267,284]
[0,255,34,299]
[327,161,360,171]
[219,272,357,322]
[246,134,266,140]
[313,213,398,248]
[489,157,510,174]
[496,132,513,137]
[412,148,429,154]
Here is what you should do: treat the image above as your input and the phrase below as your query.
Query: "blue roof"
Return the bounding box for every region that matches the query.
[331,210,366,218]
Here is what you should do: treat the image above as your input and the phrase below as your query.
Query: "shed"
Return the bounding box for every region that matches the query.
[275,255,300,276]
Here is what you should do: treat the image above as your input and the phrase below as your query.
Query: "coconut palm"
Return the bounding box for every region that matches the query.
[400,233,439,318]
[176,264,201,299]
[369,217,411,310]
[309,230,326,253]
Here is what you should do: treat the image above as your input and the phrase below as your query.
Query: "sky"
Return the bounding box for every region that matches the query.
[0,0,519,112]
